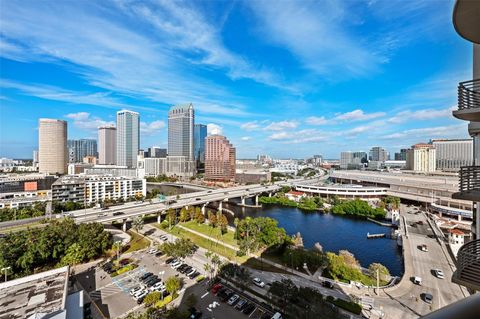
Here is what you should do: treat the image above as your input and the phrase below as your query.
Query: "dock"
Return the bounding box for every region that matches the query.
[367,232,386,239]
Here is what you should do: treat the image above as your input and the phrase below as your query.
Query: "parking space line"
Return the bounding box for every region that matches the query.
[201,292,209,299]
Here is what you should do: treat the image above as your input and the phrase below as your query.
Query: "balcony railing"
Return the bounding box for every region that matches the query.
[452,239,480,291]
[452,166,480,201]
[458,79,480,110]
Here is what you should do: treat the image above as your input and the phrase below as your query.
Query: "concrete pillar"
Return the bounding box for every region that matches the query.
[157,213,161,224]
[185,205,189,210]
[202,204,206,215]
[241,197,246,206]
[269,192,272,197]
[255,195,259,206]
[458,214,462,222]
[219,201,223,212]
[122,219,127,232]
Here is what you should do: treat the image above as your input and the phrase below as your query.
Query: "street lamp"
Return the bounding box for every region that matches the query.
[1,266,11,282]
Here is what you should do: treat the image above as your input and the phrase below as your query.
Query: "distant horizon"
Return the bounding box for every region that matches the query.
[0,1,471,159]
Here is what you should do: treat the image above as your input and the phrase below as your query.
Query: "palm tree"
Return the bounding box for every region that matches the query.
[165,276,181,298]
[132,216,144,233]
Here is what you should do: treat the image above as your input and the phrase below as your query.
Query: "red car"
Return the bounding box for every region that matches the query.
[211,283,223,294]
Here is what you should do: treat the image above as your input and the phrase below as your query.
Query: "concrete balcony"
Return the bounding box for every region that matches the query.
[452,0,480,44]
[452,239,480,291]
[452,79,480,121]
[452,166,480,201]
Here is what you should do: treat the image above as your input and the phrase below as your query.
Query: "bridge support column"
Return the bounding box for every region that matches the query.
[219,201,223,212]
[122,219,127,232]
[255,195,259,206]
[202,203,208,215]
[269,192,272,197]
[185,205,189,210]
[157,213,162,224]
[241,197,246,206]
[458,214,462,221]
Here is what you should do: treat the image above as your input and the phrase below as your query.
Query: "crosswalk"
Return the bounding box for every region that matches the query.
[90,285,123,300]
[89,266,146,301]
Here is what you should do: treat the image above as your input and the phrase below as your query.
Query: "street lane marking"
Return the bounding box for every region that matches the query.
[201,292,209,299]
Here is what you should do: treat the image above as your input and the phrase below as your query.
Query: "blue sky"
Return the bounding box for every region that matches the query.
[0,0,473,159]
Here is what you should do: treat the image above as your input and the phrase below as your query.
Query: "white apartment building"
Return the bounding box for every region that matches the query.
[98,126,116,165]
[431,139,473,171]
[137,156,167,176]
[406,143,436,172]
[52,175,146,204]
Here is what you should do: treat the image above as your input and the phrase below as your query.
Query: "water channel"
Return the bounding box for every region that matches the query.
[148,184,404,276]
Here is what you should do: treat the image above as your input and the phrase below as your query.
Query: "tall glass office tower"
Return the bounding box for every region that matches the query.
[116,110,139,168]
[194,124,207,165]
[168,104,194,161]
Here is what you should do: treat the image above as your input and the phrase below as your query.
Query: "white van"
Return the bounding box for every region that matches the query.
[271,313,283,319]
[413,276,422,285]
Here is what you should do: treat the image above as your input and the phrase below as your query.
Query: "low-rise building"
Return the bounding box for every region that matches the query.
[406,143,436,172]
[235,170,271,184]
[52,175,146,204]
[285,190,306,202]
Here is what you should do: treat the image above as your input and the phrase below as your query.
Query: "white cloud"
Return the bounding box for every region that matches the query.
[388,106,455,124]
[240,121,261,131]
[335,109,386,122]
[382,124,467,140]
[140,120,165,135]
[305,116,328,125]
[268,129,329,144]
[65,112,114,130]
[241,136,251,141]
[207,123,223,135]
[263,120,299,131]
[249,1,383,78]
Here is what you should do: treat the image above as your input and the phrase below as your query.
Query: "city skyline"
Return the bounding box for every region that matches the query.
[0,0,473,159]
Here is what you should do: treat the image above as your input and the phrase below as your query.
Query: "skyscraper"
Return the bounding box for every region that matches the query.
[98,126,116,165]
[205,134,236,181]
[147,147,167,158]
[194,124,207,165]
[394,149,408,161]
[406,143,436,172]
[38,118,67,174]
[369,146,389,162]
[431,139,473,171]
[116,110,140,168]
[168,104,194,161]
[67,139,97,163]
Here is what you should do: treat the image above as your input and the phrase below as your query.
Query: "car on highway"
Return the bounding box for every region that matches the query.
[207,190,212,193]
[227,294,240,305]
[195,198,201,200]
[253,277,265,288]
[224,192,229,195]
[112,211,124,216]
[97,211,108,217]
[420,244,428,252]
[422,293,433,304]
[412,276,422,285]
[322,281,334,289]
[433,269,444,279]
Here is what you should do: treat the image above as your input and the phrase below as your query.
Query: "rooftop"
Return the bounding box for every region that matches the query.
[0,266,69,319]
[449,228,465,236]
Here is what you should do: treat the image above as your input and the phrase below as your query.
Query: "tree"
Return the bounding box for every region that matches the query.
[190,207,198,221]
[179,208,189,223]
[368,263,390,281]
[143,291,161,306]
[58,243,84,267]
[268,279,298,312]
[161,238,195,259]
[194,208,205,224]
[207,210,217,227]
[132,216,144,233]
[165,276,181,297]
[236,267,252,291]
[167,209,176,229]
[217,212,228,235]
[339,250,360,269]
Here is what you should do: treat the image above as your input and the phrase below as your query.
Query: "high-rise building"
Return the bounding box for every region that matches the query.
[147,147,167,158]
[194,124,207,165]
[340,151,367,169]
[431,139,473,171]
[67,139,97,163]
[98,126,116,165]
[116,110,139,168]
[394,149,408,161]
[369,146,389,162]
[205,135,236,181]
[168,104,194,161]
[38,118,67,174]
[406,143,436,172]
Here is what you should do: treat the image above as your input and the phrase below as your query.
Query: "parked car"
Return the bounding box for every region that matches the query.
[211,283,223,294]
[129,286,143,296]
[219,289,234,302]
[134,290,148,301]
[155,251,164,257]
[150,282,165,292]
[235,299,248,310]
[271,312,283,319]
[181,266,193,274]
[165,257,176,264]
[188,271,200,279]
[243,303,256,315]
[433,269,444,279]
[186,268,196,276]
[420,244,428,252]
[253,277,265,288]
[227,294,240,305]
[140,272,153,280]
[412,276,422,285]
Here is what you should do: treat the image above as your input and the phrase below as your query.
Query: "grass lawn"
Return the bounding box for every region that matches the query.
[154,224,247,262]
[181,221,238,247]
[124,230,150,254]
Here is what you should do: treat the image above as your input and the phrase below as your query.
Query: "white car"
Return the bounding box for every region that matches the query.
[253,277,265,288]
[186,268,196,276]
[171,261,183,269]
[150,282,165,291]
[227,294,239,305]
[134,290,148,300]
[129,286,142,296]
[433,269,444,279]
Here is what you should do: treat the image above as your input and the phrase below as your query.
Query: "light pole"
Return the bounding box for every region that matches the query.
[1,266,11,282]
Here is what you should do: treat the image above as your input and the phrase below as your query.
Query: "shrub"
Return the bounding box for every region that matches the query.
[144,291,162,306]
[154,294,174,308]
[111,264,137,277]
